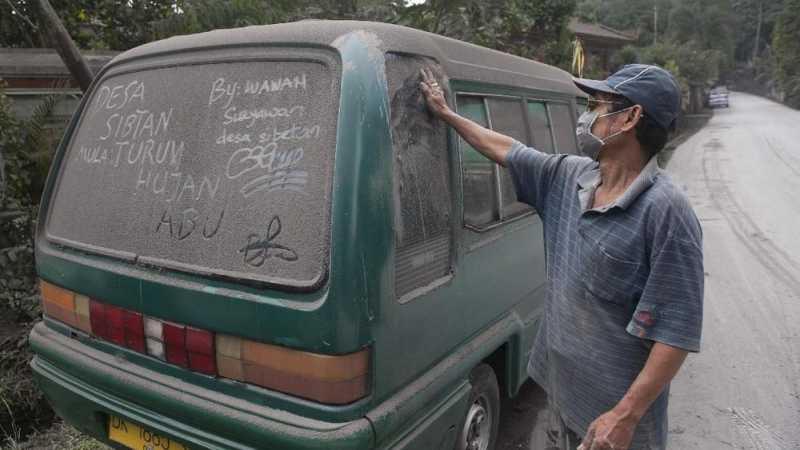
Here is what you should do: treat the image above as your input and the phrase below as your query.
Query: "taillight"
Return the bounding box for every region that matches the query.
[163,321,188,368]
[40,280,90,333]
[40,280,370,404]
[216,334,369,405]
[186,327,216,375]
[123,311,145,353]
[144,317,165,360]
[104,304,125,346]
[89,300,141,350]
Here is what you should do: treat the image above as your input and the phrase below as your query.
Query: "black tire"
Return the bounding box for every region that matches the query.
[455,363,500,450]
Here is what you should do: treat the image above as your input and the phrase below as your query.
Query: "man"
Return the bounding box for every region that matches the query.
[419,64,704,450]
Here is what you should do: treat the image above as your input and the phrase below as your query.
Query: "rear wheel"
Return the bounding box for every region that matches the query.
[455,364,500,450]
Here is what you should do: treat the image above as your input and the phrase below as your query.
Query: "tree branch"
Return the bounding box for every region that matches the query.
[34,0,94,92]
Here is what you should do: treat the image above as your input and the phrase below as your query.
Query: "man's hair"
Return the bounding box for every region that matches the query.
[610,96,670,158]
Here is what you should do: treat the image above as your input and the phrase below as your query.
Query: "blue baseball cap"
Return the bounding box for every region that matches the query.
[573,64,681,131]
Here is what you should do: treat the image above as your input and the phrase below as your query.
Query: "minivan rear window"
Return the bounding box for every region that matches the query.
[46,56,339,290]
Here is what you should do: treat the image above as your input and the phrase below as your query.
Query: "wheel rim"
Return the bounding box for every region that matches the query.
[460,395,492,450]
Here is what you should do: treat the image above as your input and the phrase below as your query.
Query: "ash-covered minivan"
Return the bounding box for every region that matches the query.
[31,20,584,450]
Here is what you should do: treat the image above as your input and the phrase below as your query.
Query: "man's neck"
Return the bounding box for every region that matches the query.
[593,144,648,208]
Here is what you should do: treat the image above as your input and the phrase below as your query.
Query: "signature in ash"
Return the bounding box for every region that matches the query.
[239,215,298,267]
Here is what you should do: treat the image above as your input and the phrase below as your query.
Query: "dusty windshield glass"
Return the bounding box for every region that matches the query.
[46,56,339,289]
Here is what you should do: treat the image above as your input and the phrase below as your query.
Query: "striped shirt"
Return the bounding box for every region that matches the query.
[505,140,704,450]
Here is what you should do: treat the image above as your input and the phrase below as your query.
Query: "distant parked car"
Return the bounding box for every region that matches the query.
[708,86,730,108]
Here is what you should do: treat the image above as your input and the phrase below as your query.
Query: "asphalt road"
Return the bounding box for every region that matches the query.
[495,91,800,450]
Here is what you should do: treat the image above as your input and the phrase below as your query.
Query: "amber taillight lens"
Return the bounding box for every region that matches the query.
[40,280,370,405]
[216,334,369,405]
[40,280,90,333]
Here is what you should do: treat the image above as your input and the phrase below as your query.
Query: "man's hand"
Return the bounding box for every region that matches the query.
[419,68,450,118]
[417,66,515,165]
[579,409,637,450]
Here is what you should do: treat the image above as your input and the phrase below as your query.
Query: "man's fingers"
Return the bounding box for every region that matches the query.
[419,81,431,96]
[420,67,433,84]
[424,67,435,83]
[419,68,428,83]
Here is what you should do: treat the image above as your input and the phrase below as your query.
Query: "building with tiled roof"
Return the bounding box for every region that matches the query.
[569,19,637,76]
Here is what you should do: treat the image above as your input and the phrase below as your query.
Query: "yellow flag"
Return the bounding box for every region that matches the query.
[572,38,585,78]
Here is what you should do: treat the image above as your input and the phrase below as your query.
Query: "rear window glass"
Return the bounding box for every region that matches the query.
[46,56,339,289]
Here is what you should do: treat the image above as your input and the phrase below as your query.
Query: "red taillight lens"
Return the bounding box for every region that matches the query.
[187,327,216,375]
[105,305,125,346]
[123,311,145,353]
[163,322,188,368]
[89,300,108,339]
[89,300,144,352]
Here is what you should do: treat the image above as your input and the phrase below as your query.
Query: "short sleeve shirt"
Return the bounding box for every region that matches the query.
[505,140,704,450]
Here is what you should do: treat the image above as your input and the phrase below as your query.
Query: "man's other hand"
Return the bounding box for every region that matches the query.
[579,409,637,450]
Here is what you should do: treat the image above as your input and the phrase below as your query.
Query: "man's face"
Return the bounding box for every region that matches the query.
[586,93,630,141]
[588,92,640,153]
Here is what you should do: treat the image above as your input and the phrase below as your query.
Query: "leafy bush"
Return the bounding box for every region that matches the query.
[0,81,61,445]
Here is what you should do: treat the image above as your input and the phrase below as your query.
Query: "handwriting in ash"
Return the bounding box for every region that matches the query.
[239,216,298,267]
[226,143,307,197]
[155,207,225,241]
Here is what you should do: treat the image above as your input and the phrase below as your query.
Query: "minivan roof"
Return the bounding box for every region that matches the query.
[111,20,584,97]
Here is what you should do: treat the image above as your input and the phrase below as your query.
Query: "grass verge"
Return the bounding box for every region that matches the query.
[2,420,110,450]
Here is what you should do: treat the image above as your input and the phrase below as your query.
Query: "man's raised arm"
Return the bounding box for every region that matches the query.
[419,68,515,166]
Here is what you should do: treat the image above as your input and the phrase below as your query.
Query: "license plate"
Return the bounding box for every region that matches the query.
[108,415,189,450]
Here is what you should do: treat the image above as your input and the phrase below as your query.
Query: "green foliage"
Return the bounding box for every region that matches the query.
[773,0,800,108]
[0,0,180,50]
[609,45,639,71]
[0,317,53,446]
[3,0,578,69]
[150,0,577,68]
[575,0,673,46]
[395,0,577,68]
[731,0,783,63]
[576,0,758,95]
[3,420,110,449]
[0,83,60,207]
[0,83,50,448]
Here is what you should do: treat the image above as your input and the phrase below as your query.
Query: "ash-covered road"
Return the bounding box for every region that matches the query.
[496,91,800,450]
[666,91,800,450]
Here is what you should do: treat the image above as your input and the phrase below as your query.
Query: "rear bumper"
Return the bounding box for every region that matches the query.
[708,98,729,107]
[29,322,374,450]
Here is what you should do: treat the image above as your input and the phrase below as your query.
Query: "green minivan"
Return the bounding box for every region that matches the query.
[31,20,585,450]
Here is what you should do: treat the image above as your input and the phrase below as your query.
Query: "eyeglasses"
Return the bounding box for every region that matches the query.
[587,97,628,111]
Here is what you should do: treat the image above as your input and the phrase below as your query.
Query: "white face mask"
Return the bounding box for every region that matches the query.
[575,107,633,160]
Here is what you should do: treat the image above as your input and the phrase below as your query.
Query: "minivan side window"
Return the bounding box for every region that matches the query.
[526,101,555,153]
[576,98,588,118]
[457,95,498,228]
[386,53,452,299]
[548,102,578,155]
[457,94,536,230]
[486,97,533,218]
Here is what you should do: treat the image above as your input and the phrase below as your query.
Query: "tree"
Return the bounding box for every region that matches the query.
[1,0,180,50]
[731,0,783,65]
[396,0,577,68]
[773,0,800,107]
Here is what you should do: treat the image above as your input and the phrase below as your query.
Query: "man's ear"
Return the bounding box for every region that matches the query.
[621,105,643,132]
